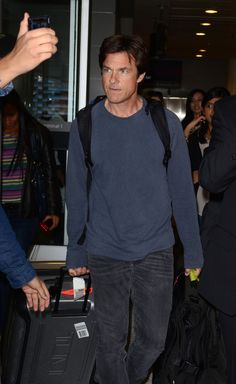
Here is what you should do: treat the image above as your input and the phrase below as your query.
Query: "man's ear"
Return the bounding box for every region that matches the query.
[137,72,145,84]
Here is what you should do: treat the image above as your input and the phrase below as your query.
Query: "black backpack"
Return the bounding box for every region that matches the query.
[152,273,227,384]
[76,95,171,171]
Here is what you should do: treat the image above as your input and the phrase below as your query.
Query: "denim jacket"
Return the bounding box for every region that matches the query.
[0,205,36,288]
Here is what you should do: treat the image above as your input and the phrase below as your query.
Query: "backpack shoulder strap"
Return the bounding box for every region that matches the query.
[75,96,105,245]
[145,99,171,169]
[76,95,106,168]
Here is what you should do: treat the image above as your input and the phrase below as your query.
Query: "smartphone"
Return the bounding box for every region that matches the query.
[39,219,52,232]
[28,16,50,30]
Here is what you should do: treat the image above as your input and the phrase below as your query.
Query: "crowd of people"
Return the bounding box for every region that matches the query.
[1,12,236,384]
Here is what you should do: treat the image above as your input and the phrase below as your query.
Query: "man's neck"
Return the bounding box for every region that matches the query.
[105,96,143,118]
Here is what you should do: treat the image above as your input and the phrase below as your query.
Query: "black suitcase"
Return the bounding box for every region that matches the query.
[1,268,96,384]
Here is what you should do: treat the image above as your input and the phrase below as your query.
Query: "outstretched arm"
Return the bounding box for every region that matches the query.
[0,206,50,311]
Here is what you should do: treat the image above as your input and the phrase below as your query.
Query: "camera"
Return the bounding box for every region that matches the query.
[39,219,53,232]
[28,16,50,30]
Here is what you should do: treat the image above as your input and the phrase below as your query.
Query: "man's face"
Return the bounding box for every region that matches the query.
[101,51,145,105]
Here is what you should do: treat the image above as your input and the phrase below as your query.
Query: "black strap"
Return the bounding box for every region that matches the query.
[76,95,106,169]
[76,96,106,245]
[145,99,171,169]
[76,104,93,168]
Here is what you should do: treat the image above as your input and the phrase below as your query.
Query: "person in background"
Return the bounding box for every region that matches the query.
[66,34,203,384]
[1,89,61,253]
[199,95,236,384]
[187,86,230,222]
[147,90,165,106]
[182,88,205,141]
[0,11,58,311]
[0,89,61,330]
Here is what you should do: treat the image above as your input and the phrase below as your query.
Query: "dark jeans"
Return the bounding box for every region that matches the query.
[88,248,174,384]
[4,208,39,254]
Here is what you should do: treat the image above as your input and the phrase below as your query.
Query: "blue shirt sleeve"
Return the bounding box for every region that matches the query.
[66,119,89,268]
[165,109,204,269]
[0,205,36,288]
[0,81,14,96]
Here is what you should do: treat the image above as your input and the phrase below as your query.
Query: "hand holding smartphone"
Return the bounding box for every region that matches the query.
[39,219,53,232]
[28,16,50,30]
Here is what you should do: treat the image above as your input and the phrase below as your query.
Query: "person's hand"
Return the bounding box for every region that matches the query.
[184,115,205,139]
[42,215,60,230]
[68,267,90,277]
[185,268,201,278]
[2,12,58,85]
[21,276,50,311]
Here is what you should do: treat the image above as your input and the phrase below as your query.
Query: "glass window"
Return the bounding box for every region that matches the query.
[2,0,72,124]
[1,0,80,247]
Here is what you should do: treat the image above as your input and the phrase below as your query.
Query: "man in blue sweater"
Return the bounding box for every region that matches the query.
[66,34,203,384]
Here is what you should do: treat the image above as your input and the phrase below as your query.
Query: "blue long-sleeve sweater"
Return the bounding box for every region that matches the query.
[66,99,203,269]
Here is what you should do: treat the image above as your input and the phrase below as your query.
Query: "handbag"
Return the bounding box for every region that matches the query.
[152,272,227,384]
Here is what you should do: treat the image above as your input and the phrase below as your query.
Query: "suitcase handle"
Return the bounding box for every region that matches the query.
[53,267,92,314]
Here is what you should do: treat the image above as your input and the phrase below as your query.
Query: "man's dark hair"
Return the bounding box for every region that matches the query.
[99,34,148,75]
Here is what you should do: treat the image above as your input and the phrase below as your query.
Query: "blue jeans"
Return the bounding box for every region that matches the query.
[88,248,173,384]
[3,204,39,254]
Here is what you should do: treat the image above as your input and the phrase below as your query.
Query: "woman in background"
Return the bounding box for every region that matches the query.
[1,89,61,253]
[0,89,61,331]
[182,88,205,141]
[188,86,230,222]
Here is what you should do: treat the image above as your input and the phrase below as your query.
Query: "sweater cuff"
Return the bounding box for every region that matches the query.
[66,246,88,269]
[7,261,36,289]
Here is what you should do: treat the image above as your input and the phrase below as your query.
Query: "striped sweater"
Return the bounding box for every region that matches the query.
[1,134,27,204]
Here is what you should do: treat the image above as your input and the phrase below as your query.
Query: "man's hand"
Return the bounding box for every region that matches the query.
[21,276,50,312]
[0,12,58,87]
[68,267,90,277]
[185,268,201,279]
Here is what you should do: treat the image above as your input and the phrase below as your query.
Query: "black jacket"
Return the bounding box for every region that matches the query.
[20,124,61,219]
[199,95,236,315]
[188,130,204,172]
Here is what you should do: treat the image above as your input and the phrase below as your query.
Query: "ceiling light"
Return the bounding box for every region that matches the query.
[196,32,206,36]
[205,9,218,14]
[199,49,206,52]
[196,54,203,58]
[201,22,211,26]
